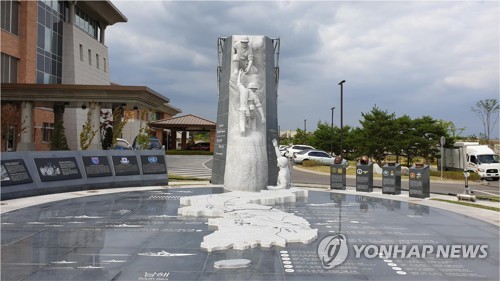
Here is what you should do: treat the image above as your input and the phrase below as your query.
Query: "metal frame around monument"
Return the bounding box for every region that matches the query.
[272,37,280,95]
[217,36,226,97]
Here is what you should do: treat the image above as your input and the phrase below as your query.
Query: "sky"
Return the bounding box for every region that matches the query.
[106,1,500,139]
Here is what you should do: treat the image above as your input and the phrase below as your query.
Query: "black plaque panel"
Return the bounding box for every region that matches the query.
[1,159,33,186]
[34,157,82,182]
[140,155,166,174]
[409,165,430,198]
[112,156,140,176]
[382,163,401,195]
[330,164,346,190]
[82,156,112,178]
[355,163,373,192]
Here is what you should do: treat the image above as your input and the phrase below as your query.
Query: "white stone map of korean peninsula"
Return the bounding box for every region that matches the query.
[178,188,318,252]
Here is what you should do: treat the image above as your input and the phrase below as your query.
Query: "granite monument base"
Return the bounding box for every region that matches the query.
[1,187,498,281]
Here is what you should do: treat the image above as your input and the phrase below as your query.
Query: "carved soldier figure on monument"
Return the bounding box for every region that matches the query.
[237,69,266,136]
[232,36,257,74]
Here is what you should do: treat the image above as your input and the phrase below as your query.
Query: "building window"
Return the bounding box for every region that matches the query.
[36,0,64,84]
[42,123,54,142]
[155,112,162,120]
[103,57,107,72]
[96,53,99,69]
[88,49,92,65]
[1,53,18,83]
[75,6,99,39]
[1,0,19,35]
[79,44,83,61]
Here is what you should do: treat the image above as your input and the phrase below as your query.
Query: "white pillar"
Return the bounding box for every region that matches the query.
[89,102,101,150]
[17,101,35,151]
[100,24,106,44]
[68,1,76,24]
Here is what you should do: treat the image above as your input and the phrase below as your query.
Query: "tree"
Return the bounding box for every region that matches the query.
[279,132,293,145]
[393,115,419,166]
[437,119,465,139]
[309,121,355,157]
[79,111,97,150]
[340,125,356,159]
[1,103,25,151]
[357,106,397,165]
[412,116,447,164]
[111,107,130,146]
[135,110,155,149]
[311,121,334,153]
[471,99,499,142]
[292,128,313,145]
[193,131,210,143]
[51,120,69,150]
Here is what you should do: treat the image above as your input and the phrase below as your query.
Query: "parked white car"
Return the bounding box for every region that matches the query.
[285,145,315,158]
[293,150,335,165]
[112,138,132,150]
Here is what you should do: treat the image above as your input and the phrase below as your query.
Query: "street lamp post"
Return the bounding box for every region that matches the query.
[330,107,335,155]
[338,80,346,158]
[304,119,307,144]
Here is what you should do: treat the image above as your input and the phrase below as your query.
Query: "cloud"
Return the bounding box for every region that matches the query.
[106,1,499,138]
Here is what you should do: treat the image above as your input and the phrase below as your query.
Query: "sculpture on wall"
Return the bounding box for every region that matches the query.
[236,69,266,136]
[213,35,280,191]
[223,35,268,191]
[267,139,291,190]
[232,36,256,74]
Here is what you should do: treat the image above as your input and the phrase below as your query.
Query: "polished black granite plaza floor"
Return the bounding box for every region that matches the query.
[1,187,499,281]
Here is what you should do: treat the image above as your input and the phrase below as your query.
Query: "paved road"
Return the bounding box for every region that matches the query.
[291,164,500,196]
[166,155,212,179]
[167,156,499,195]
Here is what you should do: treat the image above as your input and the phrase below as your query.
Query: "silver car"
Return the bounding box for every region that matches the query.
[293,150,335,165]
[285,144,315,158]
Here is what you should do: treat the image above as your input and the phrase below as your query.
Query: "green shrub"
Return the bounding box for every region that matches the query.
[80,111,97,150]
[476,195,500,202]
[51,120,69,150]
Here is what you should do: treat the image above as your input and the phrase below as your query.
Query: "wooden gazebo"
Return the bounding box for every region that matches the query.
[151,114,216,151]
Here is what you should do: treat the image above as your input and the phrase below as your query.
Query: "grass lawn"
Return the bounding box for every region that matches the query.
[430,198,500,212]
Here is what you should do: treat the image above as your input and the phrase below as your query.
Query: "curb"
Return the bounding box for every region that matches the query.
[1,184,498,226]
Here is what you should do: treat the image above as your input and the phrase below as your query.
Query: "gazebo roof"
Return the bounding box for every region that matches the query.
[152,114,216,131]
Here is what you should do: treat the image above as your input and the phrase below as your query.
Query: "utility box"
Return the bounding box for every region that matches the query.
[330,163,346,190]
[382,162,401,195]
[356,158,373,192]
[409,164,430,198]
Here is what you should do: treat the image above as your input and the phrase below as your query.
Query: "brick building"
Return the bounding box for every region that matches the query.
[1,0,181,152]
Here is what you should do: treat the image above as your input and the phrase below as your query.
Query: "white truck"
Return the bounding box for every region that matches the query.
[443,142,500,181]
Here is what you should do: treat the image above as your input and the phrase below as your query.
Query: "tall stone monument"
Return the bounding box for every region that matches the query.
[212,35,280,191]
